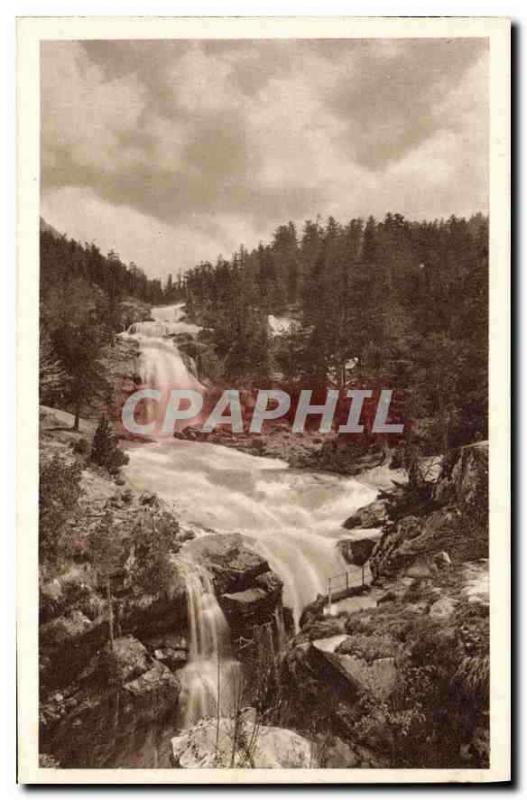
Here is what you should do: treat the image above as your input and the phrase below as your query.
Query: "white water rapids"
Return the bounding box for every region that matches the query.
[121,304,379,727]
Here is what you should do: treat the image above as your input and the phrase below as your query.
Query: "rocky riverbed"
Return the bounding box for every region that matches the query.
[265,441,489,769]
[39,401,489,770]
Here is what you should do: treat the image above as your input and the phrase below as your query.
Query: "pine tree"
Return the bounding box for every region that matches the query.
[39,327,68,405]
[91,416,129,474]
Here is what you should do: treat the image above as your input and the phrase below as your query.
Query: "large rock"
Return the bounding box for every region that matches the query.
[122,661,180,713]
[342,498,388,530]
[106,635,149,683]
[184,534,285,642]
[337,536,378,566]
[370,444,488,582]
[40,587,189,693]
[433,441,488,510]
[171,713,313,768]
[184,534,269,595]
[41,643,181,768]
[310,637,397,701]
[220,570,283,630]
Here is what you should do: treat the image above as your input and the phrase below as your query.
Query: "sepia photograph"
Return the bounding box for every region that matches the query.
[16,15,510,784]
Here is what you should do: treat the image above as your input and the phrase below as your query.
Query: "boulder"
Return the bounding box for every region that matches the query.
[41,654,180,768]
[122,661,180,715]
[433,441,488,511]
[337,536,378,566]
[342,498,388,530]
[369,442,488,583]
[107,635,149,683]
[153,647,188,670]
[170,714,313,768]
[429,596,457,620]
[311,639,397,701]
[184,534,269,595]
[219,571,283,638]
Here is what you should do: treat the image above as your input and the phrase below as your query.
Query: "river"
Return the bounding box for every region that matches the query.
[120,303,379,745]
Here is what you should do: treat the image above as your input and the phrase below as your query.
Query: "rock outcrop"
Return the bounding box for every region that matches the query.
[39,570,188,693]
[337,535,379,567]
[342,498,388,530]
[272,441,490,770]
[370,442,488,582]
[183,534,286,642]
[40,635,181,768]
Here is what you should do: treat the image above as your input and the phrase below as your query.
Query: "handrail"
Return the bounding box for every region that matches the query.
[326,566,367,606]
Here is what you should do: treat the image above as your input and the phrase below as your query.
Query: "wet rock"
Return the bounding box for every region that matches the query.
[41,654,180,768]
[139,491,158,506]
[377,589,398,605]
[404,558,435,578]
[220,571,283,633]
[170,714,313,768]
[337,536,378,566]
[123,661,180,709]
[184,534,269,595]
[153,647,188,670]
[433,550,452,569]
[342,498,388,530]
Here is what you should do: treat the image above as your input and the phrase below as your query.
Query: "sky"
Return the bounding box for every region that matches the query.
[41,38,489,280]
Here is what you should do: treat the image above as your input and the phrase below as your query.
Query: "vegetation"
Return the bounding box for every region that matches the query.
[39,224,174,426]
[182,213,488,454]
[90,415,129,474]
[345,604,489,768]
[127,504,179,596]
[90,510,125,648]
[39,454,82,565]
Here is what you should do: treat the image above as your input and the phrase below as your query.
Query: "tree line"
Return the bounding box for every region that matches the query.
[39,224,183,426]
[181,213,488,453]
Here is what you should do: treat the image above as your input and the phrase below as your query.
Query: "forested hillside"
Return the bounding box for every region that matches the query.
[182,213,488,453]
[39,220,180,426]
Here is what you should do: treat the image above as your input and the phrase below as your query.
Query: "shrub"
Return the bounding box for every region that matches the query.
[90,415,129,474]
[71,437,89,455]
[39,455,82,565]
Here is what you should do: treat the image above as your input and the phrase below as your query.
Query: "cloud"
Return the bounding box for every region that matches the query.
[41,38,488,277]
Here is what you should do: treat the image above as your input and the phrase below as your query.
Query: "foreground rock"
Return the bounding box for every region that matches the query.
[370,442,488,582]
[272,441,489,769]
[40,635,181,768]
[337,535,379,566]
[171,713,313,768]
[342,498,388,530]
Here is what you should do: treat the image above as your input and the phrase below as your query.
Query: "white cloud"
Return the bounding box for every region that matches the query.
[41,39,489,277]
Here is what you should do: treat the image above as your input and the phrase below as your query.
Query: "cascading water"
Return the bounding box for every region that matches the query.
[122,305,242,727]
[122,303,380,726]
[176,557,241,728]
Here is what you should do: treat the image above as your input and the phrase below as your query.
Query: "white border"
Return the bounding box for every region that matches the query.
[16,15,511,785]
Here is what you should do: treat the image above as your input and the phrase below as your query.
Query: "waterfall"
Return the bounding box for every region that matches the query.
[176,557,241,728]
[122,303,379,726]
[120,303,204,433]
[123,305,243,727]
